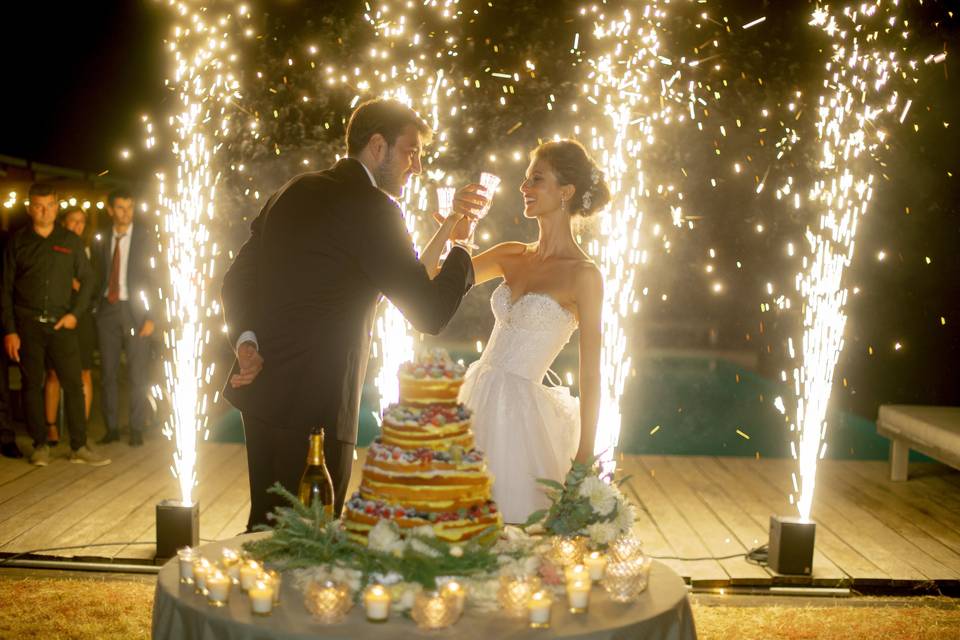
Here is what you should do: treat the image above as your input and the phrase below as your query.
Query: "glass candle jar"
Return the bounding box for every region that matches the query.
[528,590,553,629]
[363,584,392,622]
[305,580,353,623]
[249,579,274,616]
[412,590,458,630]
[497,575,542,618]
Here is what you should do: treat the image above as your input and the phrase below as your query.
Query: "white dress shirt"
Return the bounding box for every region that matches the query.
[105,223,133,302]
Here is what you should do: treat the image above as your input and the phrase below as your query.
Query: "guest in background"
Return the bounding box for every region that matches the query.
[0,227,22,459]
[94,189,158,447]
[2,183,108,466]
[44,206,95,445]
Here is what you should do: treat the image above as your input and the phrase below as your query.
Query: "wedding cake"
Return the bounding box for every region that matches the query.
[344,349,502,544]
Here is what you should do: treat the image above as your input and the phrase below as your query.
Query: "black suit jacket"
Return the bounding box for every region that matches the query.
[221,158,474,443]
[92,219,159,330]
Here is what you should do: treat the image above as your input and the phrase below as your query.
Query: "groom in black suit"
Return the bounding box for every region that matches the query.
[221,99,479,529]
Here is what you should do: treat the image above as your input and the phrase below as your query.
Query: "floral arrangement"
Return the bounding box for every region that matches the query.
[523,457,636,547]
[244,484,507,594]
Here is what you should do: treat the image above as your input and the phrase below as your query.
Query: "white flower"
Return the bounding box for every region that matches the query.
[368,521,404,554]
[449,545,464,558]
[585,520,620,545]
[578,476,617,516]
[410,525,437,539]
[613,500,637,534]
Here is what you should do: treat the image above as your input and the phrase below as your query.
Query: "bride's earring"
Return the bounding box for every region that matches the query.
[560,196,566,214]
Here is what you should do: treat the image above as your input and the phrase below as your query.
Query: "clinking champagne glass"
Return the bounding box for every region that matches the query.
[467,172,500,249]
[437,186,456,219]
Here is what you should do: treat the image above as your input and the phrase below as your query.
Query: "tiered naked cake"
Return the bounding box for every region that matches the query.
[344,350,502,544]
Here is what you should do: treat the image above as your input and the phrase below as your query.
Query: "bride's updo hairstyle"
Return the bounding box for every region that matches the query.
[532,139,611,217]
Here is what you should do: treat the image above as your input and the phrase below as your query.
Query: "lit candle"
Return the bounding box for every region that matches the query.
[585,552,608,581]
[564,564,590,585]
[206,570,231,607]
[239,560,261,591]
[441,580,465,616]
[177,547,195,584]
[249,579,274,616]
[221,548,241,583]
[528,590,552,629]
[566,578,590,614]
[412,590,454,630]
[363,584,392,622]
[192,558,212,594]
[265,570,282,606]
[497,575,542,617]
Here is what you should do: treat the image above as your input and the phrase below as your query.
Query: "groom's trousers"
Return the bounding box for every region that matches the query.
[241,413,355,532]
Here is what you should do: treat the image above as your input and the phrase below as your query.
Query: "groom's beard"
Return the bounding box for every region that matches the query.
[373,147,404,198]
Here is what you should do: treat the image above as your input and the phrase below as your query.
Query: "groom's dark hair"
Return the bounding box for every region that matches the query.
[346,98,432,156]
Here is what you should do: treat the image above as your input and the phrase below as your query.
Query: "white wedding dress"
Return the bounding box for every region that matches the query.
[458,282,580,524]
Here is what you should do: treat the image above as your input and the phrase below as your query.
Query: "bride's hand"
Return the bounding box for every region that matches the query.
[573,449,594,466]
[453,183,488,218]
[429,210,475,242]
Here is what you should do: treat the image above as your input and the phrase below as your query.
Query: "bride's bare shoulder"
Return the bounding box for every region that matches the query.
[489,241,530,257]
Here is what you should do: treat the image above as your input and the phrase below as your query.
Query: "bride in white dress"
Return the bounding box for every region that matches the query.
[424,140,610,523]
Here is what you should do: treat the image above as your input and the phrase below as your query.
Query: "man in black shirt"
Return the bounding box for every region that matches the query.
[2,183,109,466]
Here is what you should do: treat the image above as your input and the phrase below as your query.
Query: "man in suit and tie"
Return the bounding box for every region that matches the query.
[94,189,158,447]
[221,98,482,530]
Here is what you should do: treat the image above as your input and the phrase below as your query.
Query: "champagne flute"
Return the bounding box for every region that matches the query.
[437,186,456,219]
[466,172,500,249]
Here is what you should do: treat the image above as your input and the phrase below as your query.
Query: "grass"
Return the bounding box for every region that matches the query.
[0,574,958,639]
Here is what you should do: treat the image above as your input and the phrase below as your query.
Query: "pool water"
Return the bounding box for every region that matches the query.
[212,354,909,462]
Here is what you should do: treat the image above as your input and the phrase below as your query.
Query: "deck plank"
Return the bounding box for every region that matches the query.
[642,455,771,584]
[748,458,929,582]
[817,461,960,577]
[625,456,729,586]
[110,443,246,560]
[0,440,159,551]
[712,456,879,583]
[70,443,241,559]
[617,456,696,579]
[2,445,957,587]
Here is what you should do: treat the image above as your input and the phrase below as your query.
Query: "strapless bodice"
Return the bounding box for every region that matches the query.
[476,282,577,382]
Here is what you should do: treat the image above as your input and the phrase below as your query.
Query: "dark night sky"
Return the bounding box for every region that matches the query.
[1,2,164,175]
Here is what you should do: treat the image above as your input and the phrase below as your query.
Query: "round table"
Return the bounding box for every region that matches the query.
[152,535,697,640]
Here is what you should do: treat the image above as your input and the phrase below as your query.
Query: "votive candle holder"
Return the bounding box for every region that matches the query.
[412,590,457,630]
[205,570,232,607]
[177,547,195,584]
[601,556,653,603]
[585,551,608,581]
[497,575,542,617]
[249,579,274,616]
[527,590,553,629]
[305,580,353,624]
[363,584,392,623]
[550,535,587,567]
[566,578,591,614]
[609,534,644,563]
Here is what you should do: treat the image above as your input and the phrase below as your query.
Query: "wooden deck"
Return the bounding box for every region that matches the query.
[1,440,958,589]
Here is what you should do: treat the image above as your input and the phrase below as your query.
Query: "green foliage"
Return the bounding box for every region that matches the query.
[522,456,633,545]
[243,484,501,589]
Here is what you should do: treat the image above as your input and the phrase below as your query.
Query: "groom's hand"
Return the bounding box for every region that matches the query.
[230,341,263,388]
[453,183,487,218]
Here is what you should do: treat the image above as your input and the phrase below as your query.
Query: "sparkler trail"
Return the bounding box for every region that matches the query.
[579,2,713,471]
[792,1,913,519]
[158,1,248,505]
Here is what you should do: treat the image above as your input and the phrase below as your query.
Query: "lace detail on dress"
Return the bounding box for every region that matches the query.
[458,281,581,523]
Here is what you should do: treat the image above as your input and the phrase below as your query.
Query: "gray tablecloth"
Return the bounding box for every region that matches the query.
[152,536,697,640]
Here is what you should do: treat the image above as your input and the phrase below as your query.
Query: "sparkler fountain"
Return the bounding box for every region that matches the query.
[155,1,249,558]
[579,2,710,472]
[771,1,914,574]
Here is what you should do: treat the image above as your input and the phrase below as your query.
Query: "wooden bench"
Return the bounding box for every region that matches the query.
[876,405,960,481]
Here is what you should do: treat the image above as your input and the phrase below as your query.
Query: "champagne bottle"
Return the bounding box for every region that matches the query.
[298,428,335,519]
